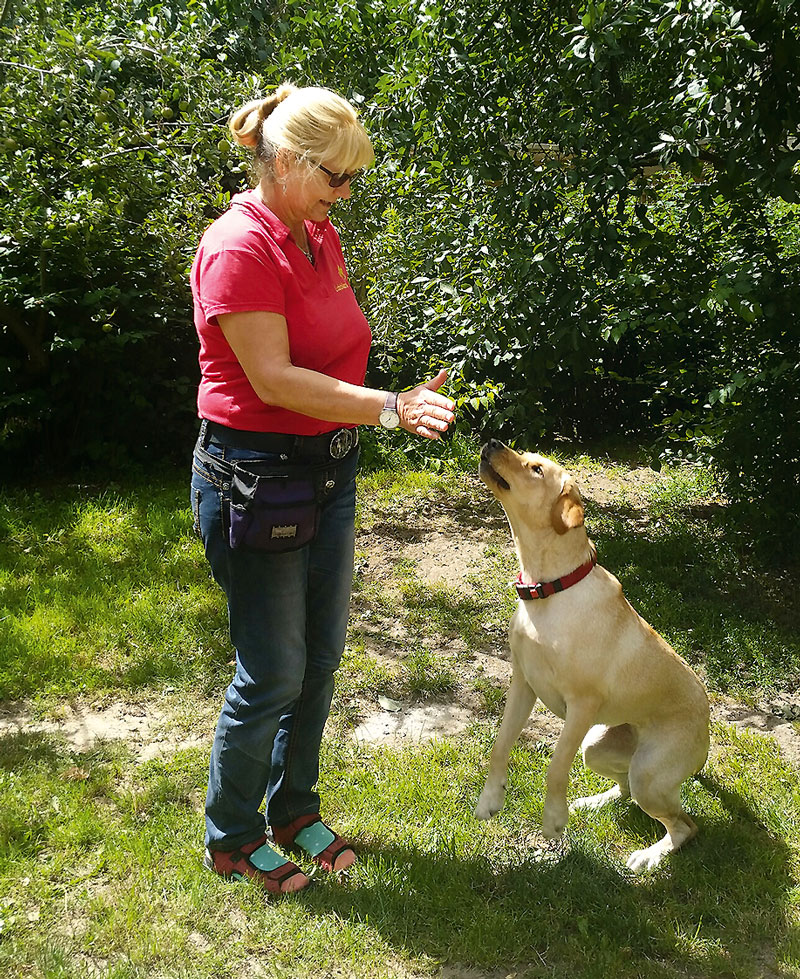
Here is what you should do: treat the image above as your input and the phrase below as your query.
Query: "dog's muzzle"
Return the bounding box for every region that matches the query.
[480,441,510,490]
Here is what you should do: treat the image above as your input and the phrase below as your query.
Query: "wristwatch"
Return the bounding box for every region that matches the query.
[378,392,401,430]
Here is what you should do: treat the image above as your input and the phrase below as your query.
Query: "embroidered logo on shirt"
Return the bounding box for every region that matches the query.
[335,264,350,292]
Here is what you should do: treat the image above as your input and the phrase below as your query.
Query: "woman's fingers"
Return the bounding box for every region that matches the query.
[416,393,455,424]
[397,376,456,438]
[407,406,450,436]
[415,421,442,440]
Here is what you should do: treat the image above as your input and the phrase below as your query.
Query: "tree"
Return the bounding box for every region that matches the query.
[1,0,798,553]
[354,0,800,546]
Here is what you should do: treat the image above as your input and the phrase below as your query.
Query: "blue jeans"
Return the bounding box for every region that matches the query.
[190,432,357,851]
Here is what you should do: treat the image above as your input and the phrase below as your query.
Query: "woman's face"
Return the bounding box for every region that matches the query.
[281,156,353,225]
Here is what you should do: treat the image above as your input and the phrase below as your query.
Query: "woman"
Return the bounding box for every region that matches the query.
[190,83,455,895]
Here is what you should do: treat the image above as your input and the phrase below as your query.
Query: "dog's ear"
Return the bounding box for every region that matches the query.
[551,481,585,535]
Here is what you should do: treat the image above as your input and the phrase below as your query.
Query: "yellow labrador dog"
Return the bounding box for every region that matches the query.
[475,440,709,872]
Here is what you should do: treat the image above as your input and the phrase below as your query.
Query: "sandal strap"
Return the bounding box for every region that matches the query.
[271,812,322,849]
[271,813,354,869]
[315,835,353,865]
[293,820,337,859]
[248,843,296,875]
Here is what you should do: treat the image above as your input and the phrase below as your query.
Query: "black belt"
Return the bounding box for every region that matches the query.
[199,419,359,461]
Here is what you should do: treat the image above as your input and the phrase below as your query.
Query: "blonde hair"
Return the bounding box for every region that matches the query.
[229,84,374,182]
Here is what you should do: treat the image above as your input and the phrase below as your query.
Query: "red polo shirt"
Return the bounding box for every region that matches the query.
[191,190,372,435]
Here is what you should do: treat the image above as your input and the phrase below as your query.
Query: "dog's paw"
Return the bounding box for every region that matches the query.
[626,842,668,874]
[541,803,568,840]
[474,786,504,820]
[569,786,625,813]
[541,821,565,841]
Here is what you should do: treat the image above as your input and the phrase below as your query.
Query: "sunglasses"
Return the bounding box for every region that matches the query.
[317,163,362,188]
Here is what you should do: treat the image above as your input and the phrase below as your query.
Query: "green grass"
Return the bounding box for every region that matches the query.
[0,476,231,702]
[0,726,798,978]
[1,452,799,977]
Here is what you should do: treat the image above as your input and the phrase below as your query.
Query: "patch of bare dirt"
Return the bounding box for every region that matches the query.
[356,505,508,589]
[711,697,800,768]
[0,699,207,762]
[4,684,794,770]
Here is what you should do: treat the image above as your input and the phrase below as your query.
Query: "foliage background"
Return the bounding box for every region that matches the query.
[1,0,798,548]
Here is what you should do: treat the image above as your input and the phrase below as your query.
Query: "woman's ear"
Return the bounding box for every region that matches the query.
[550,482,585,535]
[273,147,293,179]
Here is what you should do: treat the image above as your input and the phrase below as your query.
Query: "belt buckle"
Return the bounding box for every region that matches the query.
[329,428,356,460]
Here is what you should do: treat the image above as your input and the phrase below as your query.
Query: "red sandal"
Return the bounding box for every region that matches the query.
[204,834,310,894]
[271,814,356,872]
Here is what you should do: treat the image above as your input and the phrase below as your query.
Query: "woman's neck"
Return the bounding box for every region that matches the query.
[255,182,306,247]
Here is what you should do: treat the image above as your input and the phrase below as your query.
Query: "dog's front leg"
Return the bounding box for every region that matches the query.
[475,670,537,820]
[541,699,599,839]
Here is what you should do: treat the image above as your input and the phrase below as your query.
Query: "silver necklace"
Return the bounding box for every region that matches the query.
[295,233,314,265]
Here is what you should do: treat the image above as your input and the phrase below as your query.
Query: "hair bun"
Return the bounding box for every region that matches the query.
[259,83,297,121]
[228,84,298,148]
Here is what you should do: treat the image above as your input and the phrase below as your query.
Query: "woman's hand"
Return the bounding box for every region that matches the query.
[398,369,456,440]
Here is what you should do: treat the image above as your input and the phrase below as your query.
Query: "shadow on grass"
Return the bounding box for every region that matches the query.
[590,499,798,615]
[304,778,797,978]
[586,501,800,691]
[0,731,66,772]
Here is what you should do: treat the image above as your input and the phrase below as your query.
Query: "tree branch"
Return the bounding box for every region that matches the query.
[0,305,49,376]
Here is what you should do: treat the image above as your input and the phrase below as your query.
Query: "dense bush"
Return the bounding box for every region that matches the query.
[353,1,800,533]
[0,1,252,466]
[1,0,798,548]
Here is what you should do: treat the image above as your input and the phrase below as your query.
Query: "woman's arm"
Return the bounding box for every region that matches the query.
[218,310,455,439]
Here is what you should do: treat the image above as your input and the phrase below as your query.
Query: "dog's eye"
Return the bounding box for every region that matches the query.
[530,464,543,475]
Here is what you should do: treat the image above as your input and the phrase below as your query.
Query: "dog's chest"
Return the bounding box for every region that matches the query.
[509,606,568,719]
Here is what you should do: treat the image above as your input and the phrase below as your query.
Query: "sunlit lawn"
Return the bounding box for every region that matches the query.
[0,452,799,978]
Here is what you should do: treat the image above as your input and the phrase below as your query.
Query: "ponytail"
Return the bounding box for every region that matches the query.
[228,84,297,148]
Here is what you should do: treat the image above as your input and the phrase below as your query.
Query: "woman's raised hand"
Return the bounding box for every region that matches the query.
[397,369,456,440]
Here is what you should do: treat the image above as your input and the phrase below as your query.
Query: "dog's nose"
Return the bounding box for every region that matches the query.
[486,438,504,453]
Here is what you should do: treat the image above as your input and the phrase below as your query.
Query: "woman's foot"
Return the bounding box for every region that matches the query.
[271,814,356,872]
[204,834,310,894]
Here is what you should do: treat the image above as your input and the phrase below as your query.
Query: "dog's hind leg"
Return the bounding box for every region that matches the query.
[570,723,635,813]
[474,670,537,820]
[625,734,701,873]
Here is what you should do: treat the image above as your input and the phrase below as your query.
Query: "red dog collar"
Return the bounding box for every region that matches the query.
[515,550,598,601]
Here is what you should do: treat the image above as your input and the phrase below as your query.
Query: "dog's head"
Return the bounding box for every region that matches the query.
[479,439,585,536]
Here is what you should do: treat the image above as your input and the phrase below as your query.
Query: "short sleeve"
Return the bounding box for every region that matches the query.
[196,245,286,325]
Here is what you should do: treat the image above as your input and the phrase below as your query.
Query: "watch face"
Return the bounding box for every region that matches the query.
[379,408,401,430]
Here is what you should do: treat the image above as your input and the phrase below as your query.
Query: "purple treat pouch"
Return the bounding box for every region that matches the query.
[228,461,326,552]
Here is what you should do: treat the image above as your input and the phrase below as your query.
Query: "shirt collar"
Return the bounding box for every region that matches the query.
[232,190,331,247]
